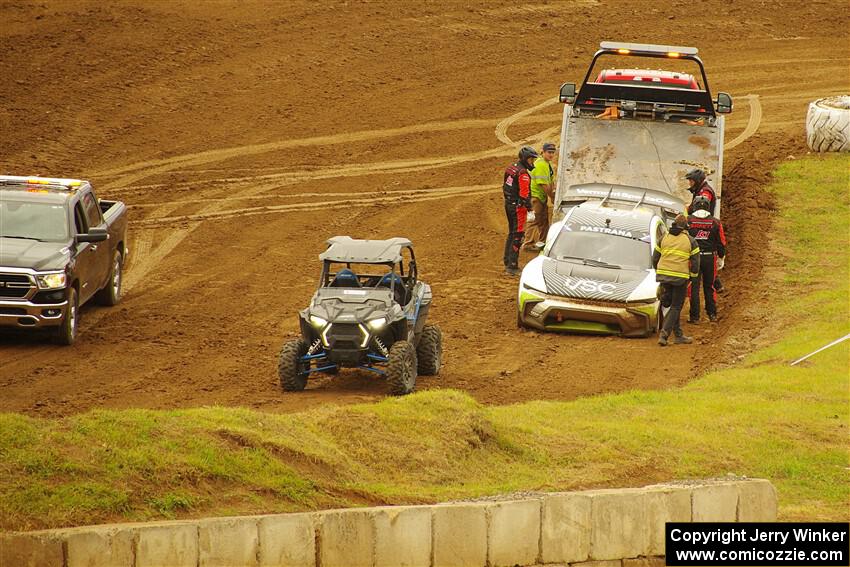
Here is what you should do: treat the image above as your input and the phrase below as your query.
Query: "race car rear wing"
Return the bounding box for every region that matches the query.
[558,42,732,119]
[560,183,685,218]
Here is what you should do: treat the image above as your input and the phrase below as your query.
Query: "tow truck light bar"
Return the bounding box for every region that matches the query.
[599,42,699,57]
[609,46,683,59]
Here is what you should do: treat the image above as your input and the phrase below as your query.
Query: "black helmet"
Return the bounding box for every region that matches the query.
[685,168,706,184]
[518,145,539,165]
[692,195,711,212]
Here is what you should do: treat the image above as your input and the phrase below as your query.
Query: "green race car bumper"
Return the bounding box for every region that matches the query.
[518,289,659,337]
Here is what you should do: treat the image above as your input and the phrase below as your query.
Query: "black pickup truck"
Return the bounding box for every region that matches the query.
[0,175,128,344]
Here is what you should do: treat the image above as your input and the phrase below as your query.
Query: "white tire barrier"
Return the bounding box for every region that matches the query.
[806,95,850,152]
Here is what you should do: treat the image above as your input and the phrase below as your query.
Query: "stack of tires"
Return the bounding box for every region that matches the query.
[806,96,850,152]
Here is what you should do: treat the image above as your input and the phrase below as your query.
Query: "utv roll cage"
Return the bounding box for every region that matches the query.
[558,42,733,121]
[318,236,418,305]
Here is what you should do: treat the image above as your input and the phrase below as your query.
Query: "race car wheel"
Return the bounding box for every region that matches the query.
[55,287,78,346]
[94,251,123,306]
[416,324,442,375]
[387,340,417,396]
[806,96,850,152]
[279,338,310,392]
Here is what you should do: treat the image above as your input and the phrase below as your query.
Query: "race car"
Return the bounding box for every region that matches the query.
[517,184,684,337]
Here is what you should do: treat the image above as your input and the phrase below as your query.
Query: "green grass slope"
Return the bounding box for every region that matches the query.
[1,154,847,531]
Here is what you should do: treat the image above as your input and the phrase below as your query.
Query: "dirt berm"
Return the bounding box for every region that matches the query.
[0,0,848,415]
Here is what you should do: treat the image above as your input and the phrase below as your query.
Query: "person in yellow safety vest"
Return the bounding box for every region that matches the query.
[522,142,557,251]
[652,213,701,346]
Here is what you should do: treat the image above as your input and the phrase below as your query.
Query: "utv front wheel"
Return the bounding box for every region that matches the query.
[387,340,417,396]
[416,324,442,375]
[279,338,310,391]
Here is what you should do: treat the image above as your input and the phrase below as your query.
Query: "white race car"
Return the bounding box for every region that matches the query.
[518,187,682,337]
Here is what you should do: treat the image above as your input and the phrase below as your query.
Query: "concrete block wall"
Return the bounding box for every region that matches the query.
[0,479,777,567]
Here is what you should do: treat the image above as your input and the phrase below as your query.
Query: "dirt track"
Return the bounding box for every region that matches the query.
[1,1,848,416]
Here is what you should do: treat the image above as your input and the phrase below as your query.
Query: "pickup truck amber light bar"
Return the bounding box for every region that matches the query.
[0,175,84,190]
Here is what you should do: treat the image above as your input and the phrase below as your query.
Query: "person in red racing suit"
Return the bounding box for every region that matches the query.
[687,195,727,323]
[685,168,717,215]
[502,146,537,276]
[685,168,725,294]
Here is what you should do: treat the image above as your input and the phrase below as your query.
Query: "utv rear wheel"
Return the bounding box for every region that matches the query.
[416,324,442,375]
[387,340,417,396]
[279,338,310,392]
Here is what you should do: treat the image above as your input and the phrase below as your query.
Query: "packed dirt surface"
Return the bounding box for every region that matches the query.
[1,0,848,416]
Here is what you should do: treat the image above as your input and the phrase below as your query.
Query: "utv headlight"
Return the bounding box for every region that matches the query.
[366,317,387,331]
[36,272,67,289]
[309,315,328,329]
[358,324,371,348]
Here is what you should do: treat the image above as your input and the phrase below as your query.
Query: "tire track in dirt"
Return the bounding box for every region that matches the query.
[494,97,560,146]
[124,125,562,211]
[126,123,560,226]
[120,115,560,293]
[725,95,763,150]
[96,114,562,191]
[128,187,495,208]
[133,185,496,227]
[98,115,564,196]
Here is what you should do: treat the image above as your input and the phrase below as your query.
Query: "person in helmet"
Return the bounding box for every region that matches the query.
[652,213,700,346]
[685,169,717,216]
[687,196,727,323]
[684,169,725,294]
[501,146,537,275]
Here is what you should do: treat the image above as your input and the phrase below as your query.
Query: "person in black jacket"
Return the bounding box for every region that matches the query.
[687,196,727,323]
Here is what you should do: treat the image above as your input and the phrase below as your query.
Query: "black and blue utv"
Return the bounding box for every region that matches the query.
[278,236,442,395]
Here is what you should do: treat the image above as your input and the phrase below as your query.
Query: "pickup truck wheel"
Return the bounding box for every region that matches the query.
[416,324,442,375]
[95,251,123,306]
[55,288,78,346]
[279,338,310,392]
[387,340,417,396]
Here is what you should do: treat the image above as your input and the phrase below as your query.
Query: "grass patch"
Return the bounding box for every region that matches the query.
[1,154,847,530]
